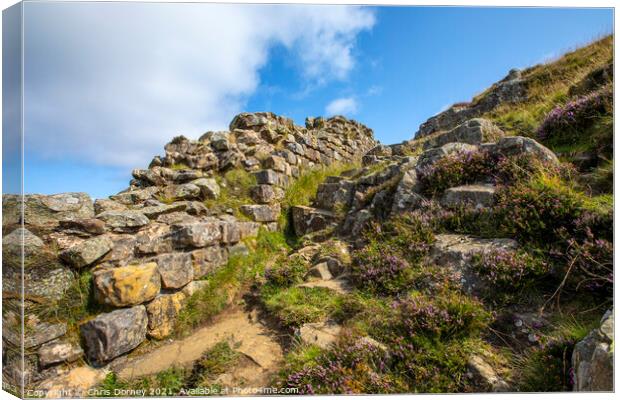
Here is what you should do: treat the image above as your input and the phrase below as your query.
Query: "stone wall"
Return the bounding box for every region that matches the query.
[1,112,376,384]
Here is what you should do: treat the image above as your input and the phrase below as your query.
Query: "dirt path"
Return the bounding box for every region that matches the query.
[115,306,285,388]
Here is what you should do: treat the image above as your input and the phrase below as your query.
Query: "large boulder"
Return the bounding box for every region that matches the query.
[80,306,148,365]
[250,184,284,204]
[315,178,355,211]
[391,169,423,214]
[572,309,614,391]
[291,206,337,236]
[151,252,194,289]
[93,263,161,307]
[60,235,114,268]
[96,210,150,232]
[493,136,559,164]
[145,292,186,340]
[20,193,95,231]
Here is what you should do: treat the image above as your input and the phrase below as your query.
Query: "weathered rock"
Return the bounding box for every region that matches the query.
[4,319,67,349]
[60,235,114,268]
[192,178,220,199]
[423,118,504,150]
[135,223,173,255]
[430,234,518,293]
[140,203,186,219]
[494,136,559,164]
[111,187,160,205]
[38,339,84,368]
[97,210,150,232]
[166,183,201,200]
[190,247,228,278]
[240,204,281,222]
[264,155,288,173]
[151,252,194,289]
[132,168,166,186]
[172,221,222,248]
[145,292,186,340]
[467,355,510,392]
[93,263,161,307]
[572,309,614,391]
[219,220,241,244]
[3,263,74,301]
[315,179,355,211]
[250,184,284,204]
[237,221,262,239]
[416,142,478,172]
[306,262,333,280]
[94,199,127,214]
[80,306,148,365]
[441,184,496,209]
[2,227,44,258]
[298,321,341,350]
[391,168,423,214]
[291,206,337,236]
[21,193,95,231]
[99,234,136,267]
[58,218,107,236]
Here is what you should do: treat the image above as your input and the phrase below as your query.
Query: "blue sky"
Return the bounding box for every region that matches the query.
[2,3,613,199]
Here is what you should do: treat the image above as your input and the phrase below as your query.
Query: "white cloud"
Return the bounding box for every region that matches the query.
[325,97,358,116]
[23,3,375,168]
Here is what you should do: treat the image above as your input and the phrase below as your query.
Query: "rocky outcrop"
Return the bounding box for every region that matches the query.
[572,309,614,391]
[415,69,526,138]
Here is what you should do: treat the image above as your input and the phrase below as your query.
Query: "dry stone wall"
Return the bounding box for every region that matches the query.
[1,112,376,384]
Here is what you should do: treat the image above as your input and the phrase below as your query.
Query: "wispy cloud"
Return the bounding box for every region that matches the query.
[325,97,358,116]
[24,3,375,168]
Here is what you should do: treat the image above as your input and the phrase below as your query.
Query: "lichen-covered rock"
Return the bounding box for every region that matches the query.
[60,235,114,268]
[80,306,148,365]
[572,309,614,391]
[151,252,194,289]
[441,184,496,209]
[181,280,210,297]
[240,204,281,222]
[139,203,186,219]
[93,263,161,307]
[135,223,173,255]
[94,198,127,214]
[4,318,67,349]
[2,227,44,258]
[416,142,478,172]
[38,339,84,368]
[145,292,186,339]
[250,184,284,204]
[97,210,150,232]
[19,193,95,231]
[172,221,222,248]
[110,187,160,205]
[291,206,337,236]
[192,178,220,199]
[315,178,355,211]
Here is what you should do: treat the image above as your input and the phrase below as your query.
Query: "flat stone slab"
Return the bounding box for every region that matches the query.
[441,184,496,208]
[298,321,342,350]
[298,277,352,295]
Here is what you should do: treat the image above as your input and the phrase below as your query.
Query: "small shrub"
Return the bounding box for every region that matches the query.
[351,245,413,295]
[186,341,240,388]
[263,255,308,288]
[279,332,396,394]
[472,249,549,292]
[536,85,612,144]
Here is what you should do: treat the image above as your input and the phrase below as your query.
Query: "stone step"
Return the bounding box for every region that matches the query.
[297,277,352,295]
[291,206,338,236]
[441,184,496,209]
